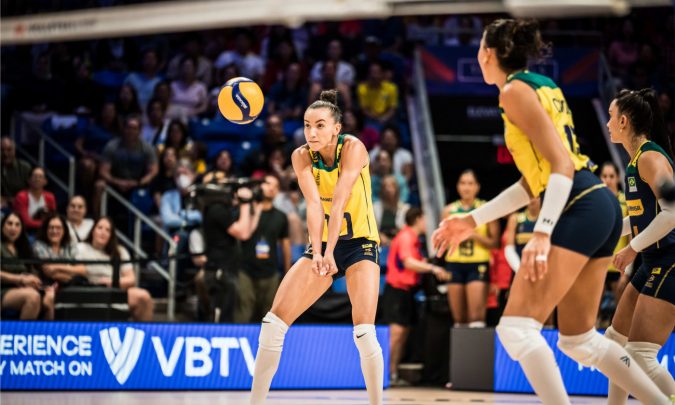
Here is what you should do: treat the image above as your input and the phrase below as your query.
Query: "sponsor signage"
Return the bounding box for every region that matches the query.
[0,321,389,390]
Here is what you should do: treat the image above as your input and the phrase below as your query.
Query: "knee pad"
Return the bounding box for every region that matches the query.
[259,312,289,352]
[625,341,663,380]
[354,324,382,360]
[557,329,610,367]
[604,325,628,347]
[496,316,546,361]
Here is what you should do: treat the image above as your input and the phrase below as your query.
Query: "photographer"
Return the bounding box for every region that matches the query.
[235,175,291,323]
[200,182,261,323]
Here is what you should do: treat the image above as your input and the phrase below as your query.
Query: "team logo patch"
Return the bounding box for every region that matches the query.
[652,267,662,275]
[626,199,644,216]
[628,177,638,192]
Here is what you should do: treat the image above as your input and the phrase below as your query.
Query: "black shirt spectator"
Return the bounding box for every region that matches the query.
[1,137,32,209]
[240,207,289,278]
[267,63,306,120]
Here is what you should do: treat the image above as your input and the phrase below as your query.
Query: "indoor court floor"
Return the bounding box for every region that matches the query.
[1,388,640,405]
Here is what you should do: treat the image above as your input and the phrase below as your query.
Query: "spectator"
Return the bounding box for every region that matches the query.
[15,51,65,114]
[201,186,261,323]
[159,160,202,232]
[373,175,410,246]
[124,48,163,113]
[152,147,178,209]
[1,212,42,320]
[167,57,208,120]
[608,19,640,81]
[75,102,120,196]
[13,166,57,231]
[235,175,290,323]
[309,39,355,86]
[152,80,172,112]
[33,213,84,320]
[166,35,213,87]
[382,207,449,385]
[66,195,94,243]
[267,63,307,120]
[442,169,500,328]
[371,149,409,204]
[115,83,142,120]
[156,119,193,158]
[343,109,379,151]
[252,147,296,191]
[75,216,154,321]
[262,39,300,90]
[273,180,307,249]
[357,62,399,124]
[97,115,159,195]
[369,125,413,181]
[190,141,208,175]
[241,114,289,175]
[67,58,101,115]
[141,98,168,144]
[308,60,353,110]
[1,137,32,209]
[202,149,235,184]
[214,29,265,82]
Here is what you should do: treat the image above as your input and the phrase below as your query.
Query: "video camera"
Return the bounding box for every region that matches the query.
[187,177,264,209]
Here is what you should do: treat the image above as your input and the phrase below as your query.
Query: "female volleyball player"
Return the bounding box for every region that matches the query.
[604,88,675,404]
[249,90,383,405]
[443,169,499,327]
[432,19,669,404]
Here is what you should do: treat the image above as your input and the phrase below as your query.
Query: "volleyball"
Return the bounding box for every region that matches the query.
[217,77,264,124]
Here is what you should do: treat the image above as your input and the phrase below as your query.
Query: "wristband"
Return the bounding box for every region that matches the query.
[533,173,573,235]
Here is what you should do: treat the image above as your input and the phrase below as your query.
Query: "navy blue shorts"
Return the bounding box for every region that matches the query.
[630,247,675,305]
[302,237,379,280]
[547,170,623,258]
[445,261,490,284]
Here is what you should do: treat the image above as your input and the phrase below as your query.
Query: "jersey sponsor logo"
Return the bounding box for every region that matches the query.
[320,196,332,202]
[628,177,638,192]
[626,199,644,216]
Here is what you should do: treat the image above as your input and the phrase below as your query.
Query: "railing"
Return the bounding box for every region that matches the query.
[12,113,75,199]
[407,46,446,254]
[100,186,177,321]
[11,113,177,321]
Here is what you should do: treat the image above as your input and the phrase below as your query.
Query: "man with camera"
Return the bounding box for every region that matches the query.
[234,174,291,323]
[201,182,261,323]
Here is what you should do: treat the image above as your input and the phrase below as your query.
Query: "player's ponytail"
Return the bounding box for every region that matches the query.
[484,19,549,72]
[307,89,342,123]
[615,88,674,160]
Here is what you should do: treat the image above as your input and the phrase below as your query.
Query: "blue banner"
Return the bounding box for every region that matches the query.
[0,321,389,390]
[495,329,675,395]
[423,46,600,97]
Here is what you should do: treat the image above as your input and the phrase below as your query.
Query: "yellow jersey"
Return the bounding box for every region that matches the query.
[609,191,629,273]
[308,134,380,244]
[501,71,595,197]
[445,199,491,263]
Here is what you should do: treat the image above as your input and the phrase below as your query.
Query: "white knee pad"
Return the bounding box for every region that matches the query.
[625,341,664,380]
[604,325,628,347]
[354,324,382,359]
[496,316,546,361]
[557,329,610,367]
[259,312,289,352]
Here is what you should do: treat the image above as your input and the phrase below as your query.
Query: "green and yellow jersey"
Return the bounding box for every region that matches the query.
[308,134,380,244]
[445,199,491,263]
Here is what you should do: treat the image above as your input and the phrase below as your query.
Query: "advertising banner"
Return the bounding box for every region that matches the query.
[0,321,389,390]
[495,329,675,395]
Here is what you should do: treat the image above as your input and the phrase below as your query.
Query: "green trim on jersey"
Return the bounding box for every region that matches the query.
[506,70,559,90]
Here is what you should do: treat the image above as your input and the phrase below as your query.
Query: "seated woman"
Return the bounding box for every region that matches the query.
[13,166,57,232]
[0,212,43,319]
[33,213,86,320]
[74,216,154,322]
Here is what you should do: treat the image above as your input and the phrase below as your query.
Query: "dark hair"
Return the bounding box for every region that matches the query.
[30,165,45,177]
[405,207,424,226]
[167,119,189,149]
[381,124,401,142]
[600,161,620,175]
[36,213,71,248]
[614,88,674,160]
[180,55,198,69]
[123,114,142,129]
[307,90,342,123]
[146,97,165,113]
[458,168,480,185]
[85,216,121,261]
[484,19,548,72]
[117,83,142,115]
[1,212,33,262]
